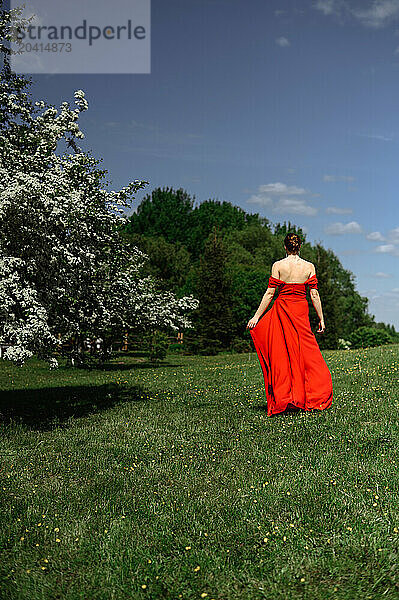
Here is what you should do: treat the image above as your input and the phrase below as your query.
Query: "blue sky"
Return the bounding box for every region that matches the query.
[12,0,399,327]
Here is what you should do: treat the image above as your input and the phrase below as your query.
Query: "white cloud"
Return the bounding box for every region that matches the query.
[351,0,399,29]
[314,0,339,15]
[326,206,353,214]
[314,0,399,28]
[258,182,307,195]
[248,195,317,216]
[375,271,392,278]
[276,36,290,47]
[247,182,318,216]
[273,198,317,215]
[388,226,399,243]
[366,231,386,241]
[324,221,363,235]
[375,243,399,255]
[366,227,399,254]
[358,132,394,141]
[323,174,355,182]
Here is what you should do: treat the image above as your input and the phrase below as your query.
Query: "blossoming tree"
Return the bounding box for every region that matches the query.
[0,2,198,367]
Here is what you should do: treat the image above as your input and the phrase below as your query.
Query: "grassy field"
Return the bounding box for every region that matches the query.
[1,344,399,600]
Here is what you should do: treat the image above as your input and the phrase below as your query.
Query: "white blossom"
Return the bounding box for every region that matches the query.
[0,36,199,367]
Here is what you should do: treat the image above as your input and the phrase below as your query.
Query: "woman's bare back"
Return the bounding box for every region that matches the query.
[274,256,315,283]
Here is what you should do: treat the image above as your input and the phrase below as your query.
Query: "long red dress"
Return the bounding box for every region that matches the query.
[249,274,333,416]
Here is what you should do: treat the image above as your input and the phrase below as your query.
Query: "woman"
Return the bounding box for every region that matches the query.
[246,233,333,416]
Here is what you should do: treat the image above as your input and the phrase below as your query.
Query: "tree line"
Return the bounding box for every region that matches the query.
[122,187,399,353]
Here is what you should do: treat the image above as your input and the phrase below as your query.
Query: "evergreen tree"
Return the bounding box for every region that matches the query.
[310,244,339,349]
[273,221,307,241]
[192,227,233,354]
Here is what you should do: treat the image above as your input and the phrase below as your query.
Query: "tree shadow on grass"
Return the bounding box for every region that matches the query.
[55,357,183,372]
[0,382,152,431]
[97,360,182,372]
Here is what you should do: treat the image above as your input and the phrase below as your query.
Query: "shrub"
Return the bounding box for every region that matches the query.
[142,330,169,363]
[230,336,252,353]
[348,327,392,349]
[168,342,185,354]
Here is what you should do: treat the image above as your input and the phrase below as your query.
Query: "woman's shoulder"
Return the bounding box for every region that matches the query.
[271,259,284,272]
[302,258,315,272]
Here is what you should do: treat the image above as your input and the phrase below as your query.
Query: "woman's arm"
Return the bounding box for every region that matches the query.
[246,263,278,329]
[246,288,276,329]
[310,289,325,333]
[307,264,325,333]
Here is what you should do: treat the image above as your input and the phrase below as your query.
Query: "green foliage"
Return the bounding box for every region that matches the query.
[167,342,185,354]
[319,246,374,338]
[121,234,191,292]
[125,187,270,259]
[191,227,234,354]
[349,326,393,349]
[229,335,253,353]
[373,321,399,342]
[188,200,269,258]
[120,187,398,352]
[225,224,276,266]
[142,329,169,363]
[228,266,271,339]
[125,186,194,246]
[273,221,307,239]
[309,244,339,350]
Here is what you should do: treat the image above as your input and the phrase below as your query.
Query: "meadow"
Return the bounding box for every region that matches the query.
[1,344,398,600]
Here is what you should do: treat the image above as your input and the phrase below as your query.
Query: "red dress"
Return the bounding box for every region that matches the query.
[249,274,333,416]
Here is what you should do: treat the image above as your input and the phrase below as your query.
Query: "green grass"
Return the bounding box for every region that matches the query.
[1,344,399,600]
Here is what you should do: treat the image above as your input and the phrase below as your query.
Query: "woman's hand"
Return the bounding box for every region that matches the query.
[246,316,259,330]
[317,319,325,333]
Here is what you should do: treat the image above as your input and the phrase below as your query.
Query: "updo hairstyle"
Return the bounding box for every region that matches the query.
[284,232,302,253]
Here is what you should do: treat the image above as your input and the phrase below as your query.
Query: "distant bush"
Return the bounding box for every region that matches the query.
[349,327,392,349]
[181,332,224,356]
[142,330,169,362]
[230,336,252,353]
[168,342,185,354]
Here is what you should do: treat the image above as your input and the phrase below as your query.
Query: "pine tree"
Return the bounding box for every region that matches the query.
[193,226,233,354]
